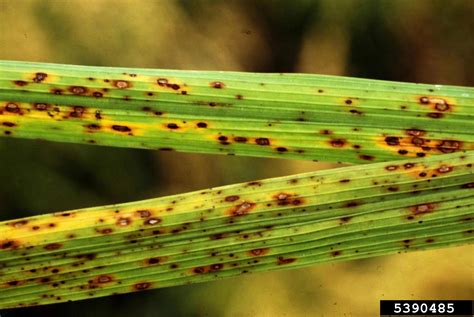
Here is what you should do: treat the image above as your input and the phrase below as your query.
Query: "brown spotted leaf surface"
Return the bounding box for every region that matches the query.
[0,152,472,308]
[0,61,473,163]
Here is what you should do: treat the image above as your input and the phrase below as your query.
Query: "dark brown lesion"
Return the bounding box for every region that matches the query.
[384,136,400,146]
[210,81,225,89]
[255,137,270,146]
[248,248,270,256]
[69,86,88,95]
[409,203,436,216]
[113,80,131,89]
[133,282,152,291]
[44,243,63,250]
[33,72,48,83]
[228,201,256,217]
[277,256,296,265]
[112,125,132,132]
[329,138,346,147]
[0,239,21,250]
[13,80,28,86]
[4,102,20,113]
[2,121,16,128]
[273,192,304,206]
[69,106,85,118]
[436,140,462,153]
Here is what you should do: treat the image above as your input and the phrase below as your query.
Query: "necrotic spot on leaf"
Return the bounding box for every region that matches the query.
[255,138,270,146]
[133,282,151,290]
[225,195,239,202]
[112,125,132,132]
[277,256,296,265]
[44,243,63,250]
[33,72,47,83]
[385,136,400,146]
[229,201,256,217]
[5,103,20,113]
[210,81,225,88]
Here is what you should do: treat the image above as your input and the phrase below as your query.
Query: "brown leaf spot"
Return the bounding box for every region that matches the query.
[419,96,430,104]
[211,81,225,89]
[210,263,224,271]
[85,123,101,130]
[157,78,168,86]
[92,275,114,284]
[10,220,28,228]
[228,201,256,217]
[33,103,49,111]
[234,136,248,142]
[385,165,398,171]
[112,125,131,132]
[113,80,131,89]
[437,165,453,173]
[167,123,179,129]
[13,80,28,86]
[136,210,152,218]
[329,138,346,148]
[144,217,161,225]
[435,102,449,111]
[196,122,207,128]
[51,88,63,95]
[345,201,360,208]
[225,195,240,202]
[6,280,21,287]
[247,181,262,186]
[44,243,63,251]
[133,282,152,291]
[340,216,352,223]
[410,203,436,216]
[33,72,47,83]
[5,103,20,113]
[406,129,426,136]
[428,112,443,118]
[70,106,85,118]
[98,228,113,234]
[248,248,269,256]
[276,147,288,152]
[0,239,20,250]
[277,256,296,265]
[412,137,424,146]
[192,266,208,274]
[116,217,132,226]
[359,154,375,161]
[69,86,88,95]
[331,250,342,256]
[320,129,332,135]
[146,257,164,265]
[349,109,363,115]
[461,183,474,189]
[437,140,461,153]
[210,233,227,240]
[255,138,270,146]
[385,136,400,146]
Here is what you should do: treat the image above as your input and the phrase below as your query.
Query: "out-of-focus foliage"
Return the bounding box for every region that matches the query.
[0,0,472,316]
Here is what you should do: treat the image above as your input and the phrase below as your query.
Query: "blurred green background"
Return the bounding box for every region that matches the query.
[0,0,473,316]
